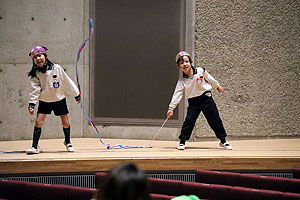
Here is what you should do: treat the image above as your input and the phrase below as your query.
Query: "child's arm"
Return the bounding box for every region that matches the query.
[167,80,184,118]
[203,68,223,91]
[28,78,41,115]
[58,65,80,103]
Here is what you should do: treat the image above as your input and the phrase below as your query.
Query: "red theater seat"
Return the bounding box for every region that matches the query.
[258,175,288,192]
[0,179,26,199]
[229,186,282,200]
[282,192,300,200]
[24,182,70,200]
[24,181,97,200]
[195,169,239,186]
[0,179,97,200]
[181,182,231,200]
[150,193,176,200]
[238,174,262,189]
[286,178,300,194]
[238,174,288,192]
[94,172,107,191]
[148,178,183,196]
[196,169,299,194]
[293,169,300,179]
[67,185,97,200]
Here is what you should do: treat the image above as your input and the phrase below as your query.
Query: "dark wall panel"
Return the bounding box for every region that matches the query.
[92,0,184,124]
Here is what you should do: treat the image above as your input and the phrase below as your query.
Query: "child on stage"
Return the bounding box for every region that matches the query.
[167,51,232,150]
[27,46,80,154]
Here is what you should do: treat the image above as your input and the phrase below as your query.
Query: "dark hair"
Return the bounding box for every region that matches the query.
[27,56,54,78]
[176,55,193,65]
[99,163,150,200]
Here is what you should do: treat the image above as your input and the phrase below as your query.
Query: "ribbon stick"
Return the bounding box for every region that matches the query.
[148,117,169,147]
[76,19,152,149]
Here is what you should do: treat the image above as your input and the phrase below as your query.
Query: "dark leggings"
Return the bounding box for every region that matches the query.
[179,92,227,141]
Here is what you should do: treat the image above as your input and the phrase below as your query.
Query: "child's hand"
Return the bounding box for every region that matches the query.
[28,108,34,115]
[217,86,224,93]
[74,94,81,104]
[167,109,173,118]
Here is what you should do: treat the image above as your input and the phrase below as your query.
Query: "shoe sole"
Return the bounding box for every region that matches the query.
[219,145,233,150]
[219,143,233,150]
[65,147,74,152]
[63,142,74,152]
[26,150,40,154]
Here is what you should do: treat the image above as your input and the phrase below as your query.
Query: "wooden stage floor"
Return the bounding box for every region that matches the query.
[1,138,300,174]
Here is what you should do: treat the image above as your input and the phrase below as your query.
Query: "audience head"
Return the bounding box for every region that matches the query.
[99,163,150,200]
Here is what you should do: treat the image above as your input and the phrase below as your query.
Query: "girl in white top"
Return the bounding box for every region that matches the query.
[26,46,80,154]
[167,51,232,150]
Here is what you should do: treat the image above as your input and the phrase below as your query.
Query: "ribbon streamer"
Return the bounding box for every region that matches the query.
[0,150,26,153]
[75,19,153,149]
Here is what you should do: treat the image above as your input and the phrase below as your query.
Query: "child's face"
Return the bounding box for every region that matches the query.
[33,53,46,67]
[177,56,192,75]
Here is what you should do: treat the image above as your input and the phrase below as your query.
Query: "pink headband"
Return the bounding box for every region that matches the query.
[29,46,48,57]
[175,51,191,62]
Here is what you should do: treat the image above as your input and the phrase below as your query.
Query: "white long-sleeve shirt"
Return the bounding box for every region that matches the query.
[29,64,80,104]
[168,67,220,111]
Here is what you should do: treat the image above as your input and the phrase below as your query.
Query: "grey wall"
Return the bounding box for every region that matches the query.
[193,0,300,140]
[0,0,299,142]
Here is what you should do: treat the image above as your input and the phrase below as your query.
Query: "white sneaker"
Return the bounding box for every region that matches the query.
[26,147,42,154]
[64,142,74,152]
[219,142,233,150]
[177,143,185,150]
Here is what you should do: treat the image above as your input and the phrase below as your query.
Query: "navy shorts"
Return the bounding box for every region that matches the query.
[37,98,69,116]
